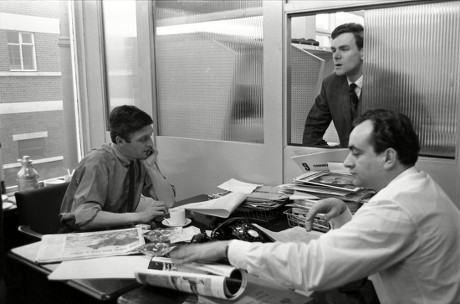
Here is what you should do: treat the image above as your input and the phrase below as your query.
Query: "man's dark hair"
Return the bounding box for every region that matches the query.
[354,109,420,166]
[331,23,364,50]
[109,105,153,143]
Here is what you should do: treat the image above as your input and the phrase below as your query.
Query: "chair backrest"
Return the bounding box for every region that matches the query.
[15,182,69,236]
[0,194,5,303]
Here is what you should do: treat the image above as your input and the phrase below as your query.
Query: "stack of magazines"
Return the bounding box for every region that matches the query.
[230,185,290,222]
[287,171,375,214]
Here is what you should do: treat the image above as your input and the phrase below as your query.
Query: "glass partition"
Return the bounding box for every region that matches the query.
[287,1,460,158]
[153,0,264,143]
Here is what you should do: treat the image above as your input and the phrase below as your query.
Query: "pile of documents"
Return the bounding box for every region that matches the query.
[241,185,289,210]
[284,171,375,215]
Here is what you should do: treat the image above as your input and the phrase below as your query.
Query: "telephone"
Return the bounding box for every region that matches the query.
[211,217,273,243]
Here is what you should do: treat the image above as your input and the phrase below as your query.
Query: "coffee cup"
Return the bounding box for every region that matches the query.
[169,208,186,226]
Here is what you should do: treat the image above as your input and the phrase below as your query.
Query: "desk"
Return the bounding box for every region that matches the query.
[4,194,212,304]
[7,241,139,304]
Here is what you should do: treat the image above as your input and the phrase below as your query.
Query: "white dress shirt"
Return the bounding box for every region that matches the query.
[228,167,460,304]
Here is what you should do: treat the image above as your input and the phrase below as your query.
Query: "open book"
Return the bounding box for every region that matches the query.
[135,257,247,300]
[179,191,247,218]
[36,227,145,263]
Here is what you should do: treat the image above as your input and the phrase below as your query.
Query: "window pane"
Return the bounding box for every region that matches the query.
[7,31,19,43]
[0,0,80,190]
[154,0,264,143]
[21,32,33,43]
[8,45,21,69]
[102,0,140,112]
[22,45,35,70]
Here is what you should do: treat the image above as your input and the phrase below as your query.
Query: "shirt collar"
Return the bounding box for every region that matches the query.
[109,143,131,167]
[348,75,363,89]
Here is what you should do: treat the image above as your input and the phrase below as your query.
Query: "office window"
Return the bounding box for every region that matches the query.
[0,0,80,190]
[101,0,140,114]
[7,31,37,71]
[153,0,264,143]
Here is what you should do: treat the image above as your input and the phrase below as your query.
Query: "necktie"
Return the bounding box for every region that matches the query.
[126,161,135,212]
[349,83,359,118]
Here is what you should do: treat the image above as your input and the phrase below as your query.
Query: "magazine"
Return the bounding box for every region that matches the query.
[35,227,145,263]
[294,171,362,193]
[291,149,349,173]
[134,257,247,300]
[198,273,314,304]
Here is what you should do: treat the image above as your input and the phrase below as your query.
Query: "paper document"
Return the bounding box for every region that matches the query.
[218,178,262,194]
[253,224,322,243]
[179,191,247,218]
[48,255,151,280]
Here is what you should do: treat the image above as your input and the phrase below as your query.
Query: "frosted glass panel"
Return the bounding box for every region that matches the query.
[154,1,264,143]
[364,2,460,158]
[102,0,140,112]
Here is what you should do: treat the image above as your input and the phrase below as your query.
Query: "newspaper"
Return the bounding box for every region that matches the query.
[135,257,247,300]
[35,227,145,263]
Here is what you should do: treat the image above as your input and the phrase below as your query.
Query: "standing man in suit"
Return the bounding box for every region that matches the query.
[303,23,364,147]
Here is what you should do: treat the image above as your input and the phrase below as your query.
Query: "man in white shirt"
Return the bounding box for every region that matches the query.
[171,109,460,304]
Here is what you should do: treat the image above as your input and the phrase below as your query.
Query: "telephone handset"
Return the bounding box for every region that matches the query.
[211,217,273,243]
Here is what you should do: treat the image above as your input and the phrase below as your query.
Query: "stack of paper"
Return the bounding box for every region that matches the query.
[286,171,375,214]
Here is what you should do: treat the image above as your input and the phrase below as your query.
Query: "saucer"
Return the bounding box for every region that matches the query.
[162,218,192,227]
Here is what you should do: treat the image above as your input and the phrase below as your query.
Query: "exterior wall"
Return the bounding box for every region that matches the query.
[0,0,65,187]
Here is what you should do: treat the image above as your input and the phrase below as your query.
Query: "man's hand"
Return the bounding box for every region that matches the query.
[170,241,230,264]
[137,200,168,223]
[141,147,158,167]
[305,198,347,231]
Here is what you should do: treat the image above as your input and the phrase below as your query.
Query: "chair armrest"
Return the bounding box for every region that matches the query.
[18,225,43,241]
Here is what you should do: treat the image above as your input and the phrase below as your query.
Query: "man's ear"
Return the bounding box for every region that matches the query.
[383,148,397,169]
[115,136,125,145]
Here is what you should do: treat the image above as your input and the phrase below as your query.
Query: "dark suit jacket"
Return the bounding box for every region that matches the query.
[302,73,362,147]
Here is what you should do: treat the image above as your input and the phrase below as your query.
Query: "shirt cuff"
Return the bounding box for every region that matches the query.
[227,239,253,269]
[329,207,353,229]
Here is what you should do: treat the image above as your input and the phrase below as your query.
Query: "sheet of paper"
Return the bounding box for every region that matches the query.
[328,161,348,173]
[48,255,152,280]
[218,178,262,194]
[179,191,247,218]
[169,226,202,243]
[253,224,322,243]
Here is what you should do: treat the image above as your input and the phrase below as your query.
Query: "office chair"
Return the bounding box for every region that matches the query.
[0,194,6,303]
[14,182,69,242]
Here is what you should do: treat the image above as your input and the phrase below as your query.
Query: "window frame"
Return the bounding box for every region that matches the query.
[7,31,37,71]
